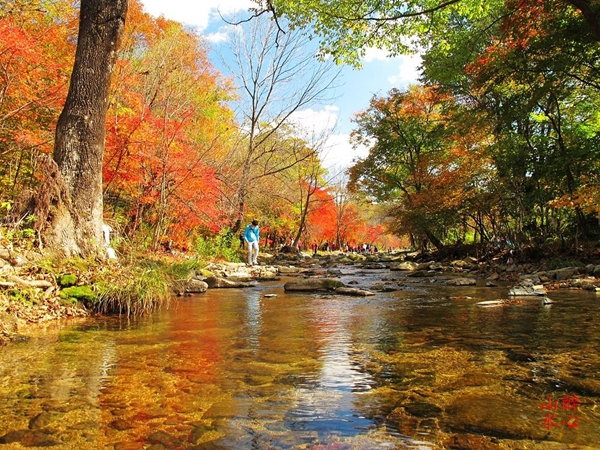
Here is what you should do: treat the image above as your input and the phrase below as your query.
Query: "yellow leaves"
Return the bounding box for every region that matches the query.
[550,186,600,217]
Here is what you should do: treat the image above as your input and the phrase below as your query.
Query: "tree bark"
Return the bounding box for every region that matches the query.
[564,0,600,41]
[47,0,128,256]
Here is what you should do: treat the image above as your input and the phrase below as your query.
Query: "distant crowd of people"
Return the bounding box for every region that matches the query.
[239,219,396,265]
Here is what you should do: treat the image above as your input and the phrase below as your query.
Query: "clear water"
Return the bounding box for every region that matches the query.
[1,267,599,449]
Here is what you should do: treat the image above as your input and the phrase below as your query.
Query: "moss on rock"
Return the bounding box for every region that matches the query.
[59,285,95,303]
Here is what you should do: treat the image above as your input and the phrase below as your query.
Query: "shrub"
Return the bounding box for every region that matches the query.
[194,230,241,264]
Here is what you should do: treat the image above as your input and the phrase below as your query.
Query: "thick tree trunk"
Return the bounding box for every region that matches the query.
[565,0,600,41]
[47,0,128,256]
[424,229,444,250]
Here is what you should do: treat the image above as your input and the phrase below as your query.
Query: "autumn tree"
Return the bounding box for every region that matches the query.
[104,5,235,250]
[0,1,76,206]
[328,182,361,249]
[349,85,492,249]
[423,0,600,245]
[253,0,600,66]
[20,0,129,256]
[219,13,340,233]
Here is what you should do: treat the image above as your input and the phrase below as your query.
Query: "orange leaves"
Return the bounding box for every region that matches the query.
[101,1,236,249]
[0,4,78,201]
[307,187,337,241]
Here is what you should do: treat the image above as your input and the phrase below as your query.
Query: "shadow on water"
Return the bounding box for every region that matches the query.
[1,267,600,449]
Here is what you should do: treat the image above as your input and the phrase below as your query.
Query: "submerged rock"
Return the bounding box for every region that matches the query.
[443,393,548,440]
[370,283,399,292]
[403,401,443,418]
[476,299,523,307]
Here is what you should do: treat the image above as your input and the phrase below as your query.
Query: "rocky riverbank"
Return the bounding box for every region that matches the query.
[2,247,600,345]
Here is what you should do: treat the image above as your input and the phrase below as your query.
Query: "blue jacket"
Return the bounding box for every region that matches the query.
[244,224,259,243]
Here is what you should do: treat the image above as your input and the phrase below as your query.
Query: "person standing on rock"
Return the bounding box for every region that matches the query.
[244,220,260,266]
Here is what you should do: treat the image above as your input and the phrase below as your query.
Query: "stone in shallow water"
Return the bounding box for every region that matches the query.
[283,278,344,292]
[0,430,27,444]
[189,423,215,445]
[443,393,548,440]
[403,401,443,418]
[109,419,132,431]
[335,286,376,296]
[443,433,503,449]
[146,430,181,448]
[0,429,60,446]
[28,412,56,430]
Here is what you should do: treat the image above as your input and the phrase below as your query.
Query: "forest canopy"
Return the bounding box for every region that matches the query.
[1,0,599,257]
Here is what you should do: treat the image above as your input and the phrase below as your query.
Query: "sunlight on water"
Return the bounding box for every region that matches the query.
[1,269,600,449]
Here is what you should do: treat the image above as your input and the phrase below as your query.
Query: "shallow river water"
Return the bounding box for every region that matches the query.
[1,266,600,449]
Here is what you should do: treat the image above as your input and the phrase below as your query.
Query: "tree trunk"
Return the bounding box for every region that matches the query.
[565,0,600,41]
[424,229,444,250]
[47,0,128,256]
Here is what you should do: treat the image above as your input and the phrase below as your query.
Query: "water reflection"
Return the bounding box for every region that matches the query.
[0,274,599,449]
[244,291,263,351]
[285,297,377,440]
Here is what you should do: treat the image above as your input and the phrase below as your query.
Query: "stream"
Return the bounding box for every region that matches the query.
[1,265,599,449]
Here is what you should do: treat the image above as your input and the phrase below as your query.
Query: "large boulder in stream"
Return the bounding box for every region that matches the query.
[334,286,375,296]
[445,277,477,286]
[283,279,376,296]
[182,279,208,294]
[205,276,256,288]
[507,285,547,296]
[284,278,344,292]
[390,261,419,271]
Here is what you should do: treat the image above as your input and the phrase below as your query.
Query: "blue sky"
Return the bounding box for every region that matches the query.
[139,0,421,170]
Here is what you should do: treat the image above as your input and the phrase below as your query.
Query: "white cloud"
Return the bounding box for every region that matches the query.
[387,54,422,87]
[320,134,369,171]
[362,47,391,62]
[139,0,254,31]
[287,106,370,170]
[289,106,339,136]
[205,31,230,43]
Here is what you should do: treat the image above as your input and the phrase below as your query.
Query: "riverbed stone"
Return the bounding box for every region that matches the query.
[507,285,547,296]
[362,263,387,270]
[334,286,375,296]
[275,266,306,275]
[146,430,180,448]
[403,401,443,418]
[570,277,599,291]
[29,412,57,429]
[326,268,344,276]
[370,283,398,292]
[443,393,547,440]
[408,270,435,278]
[442,433,503,450]
[184,279,208,294]
[109,419,133,431]
[204,277,255,288]
[0,430,27,444]
[445,277,477,286]
[283,278,344,292]
[0,429,60,446]
[547,266,580,280]
[390,261,418,271]
[417,261,437,270]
